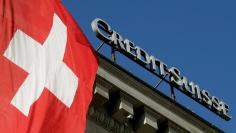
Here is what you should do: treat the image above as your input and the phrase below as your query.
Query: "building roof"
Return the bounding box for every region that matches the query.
[97,52,224,133]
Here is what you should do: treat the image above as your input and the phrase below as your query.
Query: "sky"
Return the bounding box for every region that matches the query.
[62,0,236,132]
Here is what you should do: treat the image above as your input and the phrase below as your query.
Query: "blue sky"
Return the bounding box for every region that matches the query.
[62,0,235,132]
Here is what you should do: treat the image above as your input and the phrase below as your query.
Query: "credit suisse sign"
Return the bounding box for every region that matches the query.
[91,18,231,121]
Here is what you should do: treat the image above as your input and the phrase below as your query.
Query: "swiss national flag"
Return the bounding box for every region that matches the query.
[0,0,98,133]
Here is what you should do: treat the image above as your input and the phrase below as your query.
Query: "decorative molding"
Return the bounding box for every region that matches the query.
[87,106,134,133]
[111,92,134,123]
[92,81,110,108]
[97,57,223,133]
[167,121,189,133]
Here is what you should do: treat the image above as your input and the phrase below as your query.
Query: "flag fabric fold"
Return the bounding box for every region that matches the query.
[0,0,98,132]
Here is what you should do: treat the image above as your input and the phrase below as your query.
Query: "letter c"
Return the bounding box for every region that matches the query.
[91,18,113,44]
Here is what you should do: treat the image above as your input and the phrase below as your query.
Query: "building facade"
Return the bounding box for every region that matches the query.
[86,54,224,133]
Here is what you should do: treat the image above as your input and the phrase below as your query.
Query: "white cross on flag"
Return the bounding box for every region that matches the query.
[0,0,98,133]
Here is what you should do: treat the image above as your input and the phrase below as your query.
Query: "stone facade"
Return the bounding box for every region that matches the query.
[86,54,224,133]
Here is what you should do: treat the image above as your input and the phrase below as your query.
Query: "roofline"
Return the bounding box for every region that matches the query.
[97,52,225,133]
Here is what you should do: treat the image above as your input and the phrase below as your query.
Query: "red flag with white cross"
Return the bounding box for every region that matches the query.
[0,0,98,132]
